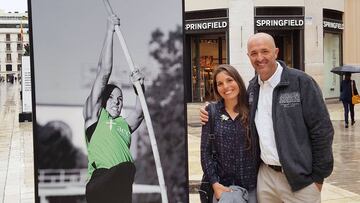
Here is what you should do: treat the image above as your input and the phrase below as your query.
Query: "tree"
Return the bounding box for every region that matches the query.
[134,25,187,203]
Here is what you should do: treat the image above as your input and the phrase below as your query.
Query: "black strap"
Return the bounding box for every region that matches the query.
[85,122,98,142]
[351,80,358,96]
[91,161,97,169]
[208,103,216,160]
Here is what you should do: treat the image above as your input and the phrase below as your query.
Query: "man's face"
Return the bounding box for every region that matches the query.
[247,36,279,81]
[106,88,123,118]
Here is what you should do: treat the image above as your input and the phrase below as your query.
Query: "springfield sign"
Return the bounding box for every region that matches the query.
[323,20,344,30]
[255,17,304,29]
[185,18,228,33]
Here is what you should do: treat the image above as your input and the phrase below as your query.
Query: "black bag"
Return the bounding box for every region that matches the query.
[199,103,217,203]
[199,174,214,203]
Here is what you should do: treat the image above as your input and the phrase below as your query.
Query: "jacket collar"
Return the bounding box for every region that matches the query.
[277,60,290,87]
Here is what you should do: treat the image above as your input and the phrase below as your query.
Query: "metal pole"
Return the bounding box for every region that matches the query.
[102,1,168,202]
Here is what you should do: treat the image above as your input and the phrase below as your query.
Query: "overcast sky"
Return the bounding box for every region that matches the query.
[0,0,28,12]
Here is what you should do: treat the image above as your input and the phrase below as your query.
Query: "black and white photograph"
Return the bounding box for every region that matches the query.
[29,0,186,202]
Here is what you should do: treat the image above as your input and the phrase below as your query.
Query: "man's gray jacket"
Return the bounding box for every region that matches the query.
[247,60,334,191]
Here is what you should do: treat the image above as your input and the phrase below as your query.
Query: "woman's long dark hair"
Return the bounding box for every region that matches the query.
[212,64,251,149]
[101,84,120,108]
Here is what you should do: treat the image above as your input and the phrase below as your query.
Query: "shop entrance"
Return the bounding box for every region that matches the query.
[323,32,341,98]
[258,30,303,70]
[189,33,227,102]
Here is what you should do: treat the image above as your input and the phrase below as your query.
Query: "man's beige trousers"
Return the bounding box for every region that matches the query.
[257,163,321,203]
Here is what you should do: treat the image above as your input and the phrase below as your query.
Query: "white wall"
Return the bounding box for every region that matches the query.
[185,0,228,11]
[323,0,344,11]
[304,0,344,96]
[303,0,324,87]
[228,0,255,86]
[254,0,304,7]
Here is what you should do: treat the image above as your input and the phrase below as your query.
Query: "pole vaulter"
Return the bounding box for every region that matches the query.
[102,0,168,202]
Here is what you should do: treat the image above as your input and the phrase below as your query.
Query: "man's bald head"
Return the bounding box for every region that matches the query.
[247,32,277,52]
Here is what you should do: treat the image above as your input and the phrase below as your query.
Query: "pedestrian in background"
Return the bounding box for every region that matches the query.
[340,73,358,128]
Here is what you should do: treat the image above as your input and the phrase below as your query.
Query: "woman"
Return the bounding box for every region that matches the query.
[83,15,144,203]
[201,64,259,203]
[340,73,358,128]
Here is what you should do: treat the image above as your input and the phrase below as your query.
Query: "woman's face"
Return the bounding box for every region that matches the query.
[215,71,240,102]
[106,88,123,118]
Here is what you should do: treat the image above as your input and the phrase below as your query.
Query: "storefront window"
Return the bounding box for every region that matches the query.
[324,32,341,98]
[271,33,294,68]
[323,9,343,99]
[191,34,227,102]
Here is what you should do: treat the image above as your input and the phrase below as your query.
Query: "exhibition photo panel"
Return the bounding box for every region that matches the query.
[29,0,187,202]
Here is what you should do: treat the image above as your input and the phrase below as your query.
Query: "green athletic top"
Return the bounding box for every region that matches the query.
[86,108,133,177]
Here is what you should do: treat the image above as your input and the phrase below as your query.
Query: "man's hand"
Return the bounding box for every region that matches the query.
[315,182,323,192]
[212,182,231,200]
[200,103,209,125]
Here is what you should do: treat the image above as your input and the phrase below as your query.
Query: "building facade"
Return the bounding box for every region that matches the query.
[0,9,29,82]
[185,0,359,102]
[343,0,360,65]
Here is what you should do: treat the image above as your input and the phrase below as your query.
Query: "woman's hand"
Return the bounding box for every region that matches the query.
[130,69,144,85]
[212,182,231,200]
[200,103,209,125]
[107,14,120,32]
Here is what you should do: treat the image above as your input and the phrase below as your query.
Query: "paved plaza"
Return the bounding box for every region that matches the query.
[188,101,360,203]
[0,82,34,203]
[1,81,360,202]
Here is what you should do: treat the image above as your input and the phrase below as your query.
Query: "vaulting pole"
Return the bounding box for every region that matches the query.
[102,0,168,202]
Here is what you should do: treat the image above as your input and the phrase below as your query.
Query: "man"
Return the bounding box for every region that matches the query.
[200,32,334,202]
[83,15,144,203]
